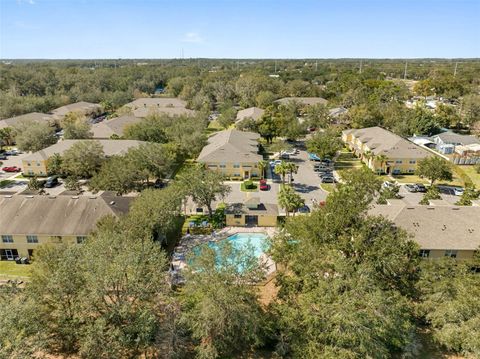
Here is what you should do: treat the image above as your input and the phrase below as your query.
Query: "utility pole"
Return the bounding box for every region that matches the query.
[315,61,318,71]
[359,59,363,74]
[274,60,277,73]
[454,62,459,77]
[403,60,408,80]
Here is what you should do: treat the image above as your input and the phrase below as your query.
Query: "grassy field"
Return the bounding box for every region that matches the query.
[457,165,480,187]
[0,179,14,188]
[320,183,336,192]
[0,261,32,280]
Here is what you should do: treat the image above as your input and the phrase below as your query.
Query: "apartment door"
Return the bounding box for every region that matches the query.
[4,249,15,260]
[245,215,258,226]
[244,171,250,179]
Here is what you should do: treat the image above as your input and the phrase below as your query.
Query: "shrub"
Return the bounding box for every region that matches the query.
[244,180,255,189]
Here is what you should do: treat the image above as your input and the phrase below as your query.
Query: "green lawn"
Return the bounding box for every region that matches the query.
[0,261,32,280]
[456,165,480,187]
[240,181,259,192]
[320,183,336,192]
[0,180,14,188]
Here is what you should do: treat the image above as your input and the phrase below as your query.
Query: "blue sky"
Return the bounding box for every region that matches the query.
[0,0,479,59]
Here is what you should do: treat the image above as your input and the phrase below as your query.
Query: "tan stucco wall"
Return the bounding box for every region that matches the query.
[1,234,84,259]
[225,214,277,227]
[22,159,48,176]
[202,161,260,179]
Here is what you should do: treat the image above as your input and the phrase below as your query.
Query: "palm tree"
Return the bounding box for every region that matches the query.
[375,154,388,175]
[363,150,373,168]
[257,160,267,179]
[274,161,289,185]
[285,162,299,183]
[278,185,304,217]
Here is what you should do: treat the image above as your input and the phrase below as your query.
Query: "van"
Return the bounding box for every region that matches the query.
[44,176,59,188]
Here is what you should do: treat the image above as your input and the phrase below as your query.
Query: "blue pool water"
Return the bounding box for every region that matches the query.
[221,232,269,258]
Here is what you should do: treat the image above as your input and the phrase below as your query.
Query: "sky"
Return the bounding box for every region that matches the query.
[0,0,479,59]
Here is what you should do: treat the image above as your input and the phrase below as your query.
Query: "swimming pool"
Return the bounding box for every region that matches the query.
[222,232,269,258]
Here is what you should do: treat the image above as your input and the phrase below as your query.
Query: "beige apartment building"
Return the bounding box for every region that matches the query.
[197,129,263,180]
[0,193,132,260]
[342,127,432,174]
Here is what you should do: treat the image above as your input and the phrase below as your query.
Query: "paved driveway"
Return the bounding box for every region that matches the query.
[399,185,460,205]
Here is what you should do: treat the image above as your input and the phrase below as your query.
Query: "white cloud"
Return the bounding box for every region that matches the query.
[181,32,204,44]
[17,0,36,4]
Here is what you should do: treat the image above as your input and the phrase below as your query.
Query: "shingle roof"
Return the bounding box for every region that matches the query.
[345,127,432,159]
[434,132,480,146]
[0,112,54,129]
[122,98,195,118]
[197,129,262,163]
[275,97,328,106]
[51,102,102,118]
[369,203,480,251]
[225,202,278,216]
[23,139,146,161]
[131,106,195,118]
[236,107,265,122]
[91,115,142,138]
[0,192,132,236]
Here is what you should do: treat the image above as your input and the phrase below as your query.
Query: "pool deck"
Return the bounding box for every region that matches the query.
[170,226,278,284]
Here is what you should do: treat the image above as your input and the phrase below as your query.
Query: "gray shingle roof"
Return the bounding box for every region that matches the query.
[197,129,262,163]
[369,203,480,250]
[434,132,480,146]
[23,139,146,161]
[0,112,54,129]
[345,127,432,159]
[275,97,328,106]
[225,202,278,216]
[91,115,142,138]
[51,102,102,118]
[236,107,265,122]
[0,192,132,236]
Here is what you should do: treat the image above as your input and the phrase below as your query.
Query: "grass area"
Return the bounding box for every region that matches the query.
[240,181,259,192]
[320,183,336,192]
[0,261,32,280]
[455,165,480,187]
[378,174,430,185]
[0,179,14,188]
[12,173,35,180]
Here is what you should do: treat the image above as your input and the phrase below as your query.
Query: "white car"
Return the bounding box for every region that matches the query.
[382,181,397,189]
[282,148,299,156]
[453,187,464,196]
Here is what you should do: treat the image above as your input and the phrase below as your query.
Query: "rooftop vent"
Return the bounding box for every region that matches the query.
[3,195,12,198]
[71,196,79,199]
[48,196,56,199]
[452,207,460,210]
[89,196,97,199]
[109,201,115,205]
[26,195,34,198]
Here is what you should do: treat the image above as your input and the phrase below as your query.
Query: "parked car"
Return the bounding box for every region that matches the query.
[44,176,59,188]
[154,179,166,189]
[259,179,269,191]
[453,187,464,196]
[321,176,335,183]
[382,181,397,189]
[2,166,21,172]
[298,205,310,213]
[279,153,290,160]
[270,159,282,167]
[0,154,7,160]
[314,166,330,172]
[4,149,18,156]
[318,171,333,178]
[414,183,427,193]
[283,148,299,156]
[308,152,321,161]
[404,184,417,192]
[321,159,332,165]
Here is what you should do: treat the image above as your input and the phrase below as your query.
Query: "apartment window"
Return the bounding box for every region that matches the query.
[26,235,38,244]
[207,164,217,168]
[419,249,430,258]
[27,161,31,166]
[242,164,252,168]
[395,160,403,164]
[445,250,457,258]
[36,162,41,166]
[233,163,240,168]
[408,169,415,173]
[1,235,13,243]
[219,163,226,168]
[76,236,87,244]
[234,214,242,219]
[409,160,416,164]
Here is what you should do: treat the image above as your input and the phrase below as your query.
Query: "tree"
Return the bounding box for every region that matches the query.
[306,128,342,159]
[375,154,388,175]
[217,106,237,129]
[180,240,267,358]
[61,140,105,178]
[64,176,82,192]
[455,183,479,206]
[255,90,276,108]
[62,112,93,139]
[256,107,278,143]
[419,185,441,205]
[435,103,460,129]
[417,258,480,358]
[284,162,298,183]
[13,120,57,152]
[0,127,14,150]
[27,176,41,190]
[278,184,304,216]
[416,156,453,185]
[304,103,329,129]
[274,161,289,185]
[123,116,167,143]
[461,94,480,127]
[126,143,180,181]
[257,160,267,179]
[46,153,63,176]
[177,165,230,218]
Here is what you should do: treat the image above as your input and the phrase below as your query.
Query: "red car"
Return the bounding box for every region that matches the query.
[259,179,269,191]
[2,166,21,172]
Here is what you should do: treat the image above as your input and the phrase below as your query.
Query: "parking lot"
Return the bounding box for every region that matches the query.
[398,185,462,205]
